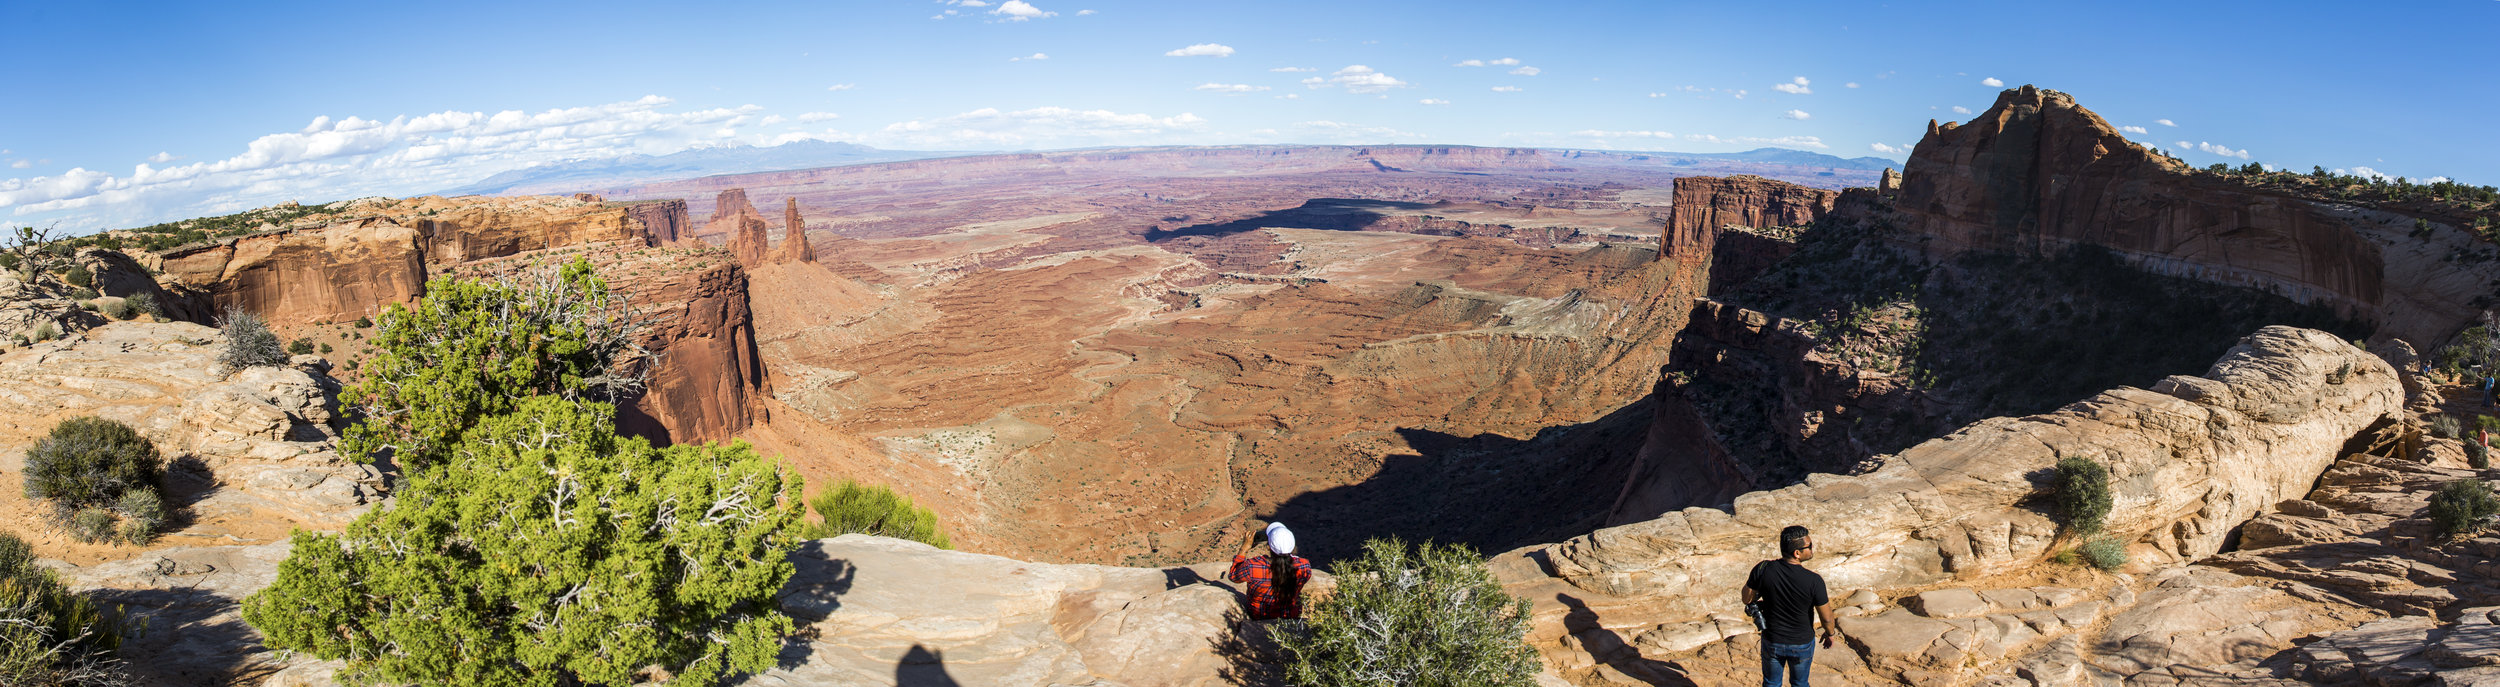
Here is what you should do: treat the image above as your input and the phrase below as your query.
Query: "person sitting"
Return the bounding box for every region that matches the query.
[1227,522,1315,622]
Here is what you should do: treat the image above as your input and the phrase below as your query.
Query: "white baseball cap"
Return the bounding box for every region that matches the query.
[1265,522,1297,555]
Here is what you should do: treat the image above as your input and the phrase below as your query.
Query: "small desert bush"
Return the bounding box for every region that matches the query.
[62,264,91,289]
[23,417,161,515]
[803,480,950,548]
[2470,440,2492,471]
[217,307,287,369]
[0,532,134,686]
[286,338,314,355]
[2076,537,2128,571]
[352,315,372,328]
[2430,479,2499,537]
[2054,456,2113,535]
[65,510,115,545]
[122,293,158,319]
[1280,537,1539,687]
[30,322,57,343]
[96,299,132,321]
[70,287,98,301]
[113,490,165,545]
[2433,414,2463,439]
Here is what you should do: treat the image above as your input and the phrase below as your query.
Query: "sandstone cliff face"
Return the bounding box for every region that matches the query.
[157,221,429,327]
[704,189,773,266]
[780,197,816,263]
[622,198,690,246]
[614,258,768,445]
[1660,175,1834,294]
[1896,85,2494,346]
[1521,326,2398,627]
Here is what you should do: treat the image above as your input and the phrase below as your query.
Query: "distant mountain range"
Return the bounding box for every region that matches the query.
[439,141,1901,197]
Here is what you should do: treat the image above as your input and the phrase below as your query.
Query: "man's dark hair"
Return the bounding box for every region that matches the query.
[1779,525,1811,558]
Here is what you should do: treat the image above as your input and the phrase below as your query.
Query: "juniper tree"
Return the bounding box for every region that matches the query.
[340,258,651,472]
[1279,538,1539,687]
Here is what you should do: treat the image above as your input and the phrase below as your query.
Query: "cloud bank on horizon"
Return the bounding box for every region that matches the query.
[3,0,2491,232]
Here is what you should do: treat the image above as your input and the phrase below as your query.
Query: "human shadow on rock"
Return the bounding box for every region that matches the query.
[1559,593,1698,686]
[1144,199,1434,242]
[770,541,856,671]
[895,644,961,687]
[1209,608,1289,687]
[90,589,278,686]
[1261,395,1655,566]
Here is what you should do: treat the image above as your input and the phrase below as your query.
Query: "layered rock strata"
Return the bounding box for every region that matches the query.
[1659,175,1835,293]
[621,198,690,246]
[613,257,769,445]
[1896,85,2498,345]
[1515,326,2399,642]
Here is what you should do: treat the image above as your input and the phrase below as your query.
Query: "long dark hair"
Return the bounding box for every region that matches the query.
[1268,549,1302,608]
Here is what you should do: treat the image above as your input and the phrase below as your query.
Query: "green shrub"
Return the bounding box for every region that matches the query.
[69,287,97,301]
[802,480,950,548]
[1279,537,1538,687]
[23,417,161,516]
[113,490,164,545]
[2076,537,2128,571]
[77,302,96,312]
[97,299,132,321]
[66,509,115,544]
[2054,456,2114,535]
[2471,440,2492,471]
[30,322,56,343]
[2435,414,2464,439]
[352,315,372,329]
[285,338,314,355]
[62,265,90,288]
[0,532,133,685]
[242,397,804,687]
[217,307,287,369]
[122,293,158,319]
[2430,480,2499,537]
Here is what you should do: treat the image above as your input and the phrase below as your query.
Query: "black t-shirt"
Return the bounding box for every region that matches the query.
[1746,559,1829,645]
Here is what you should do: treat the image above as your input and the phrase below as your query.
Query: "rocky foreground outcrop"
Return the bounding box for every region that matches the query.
[1506,326,2405,683]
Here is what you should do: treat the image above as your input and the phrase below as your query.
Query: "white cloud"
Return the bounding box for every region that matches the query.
[1845,82,1860,89]
[1270,66,1315,72]
[1683,133,1829,149]
[1774,77,1811,95]
[2156,119,2177,127]
[146,152,177,163]
[1164,43,1236,58]
[1509,66,1541,76]
[2335,166,2392,181]
[1276,94,1299,100]
[0,95,849,231]
[1981,77,2004,87]
[1782,109,1811,120]
[1194,83,1269,93]
[1419,98,1450,105]
[1573,130,1676,139]
[1305,65,1409,93]
[796,112,841,122]
[1076,8,1095,14]
[7,161,27,169]
[1871,142,1908,154]
[953,0,990,6]
[2119,125,2148,134]
[1491,86,1522,92]
[1733,89,1748,99]
[1453,59,1485,67]
[2186,141,2251,159]
[991,0,1056,20]
[827,83,857,92]
[1951,106,1972,114]
[759,115,787,126]
[1647,92,1669,98]
[1489,58,1519,66]
[1010,52,1049,61]
[1281,120,1427,143]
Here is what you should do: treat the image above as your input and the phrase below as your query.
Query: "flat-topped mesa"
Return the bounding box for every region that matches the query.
[780,197,816,263]
[1892,85,2496,345]
[1516,325,2400,630]
[1660,175,1837,294]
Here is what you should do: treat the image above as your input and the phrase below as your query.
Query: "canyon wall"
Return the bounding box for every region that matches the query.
[622,199,690,246]
[157,221,429,327]
[615,259,769,445]
[1660,175,1836,294]
[1515,325,2399,631]
[1896,85,2495,346]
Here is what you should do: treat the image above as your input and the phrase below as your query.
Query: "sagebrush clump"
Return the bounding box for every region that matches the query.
[1279,538,1539,687]
[23,417,167,545]
[217,307,287,369]
[2430,479,2499,537]
[803,480,950,548]
[2433,414,2463,439]
[2077,537,2128,571]
[2054,455,2113,535]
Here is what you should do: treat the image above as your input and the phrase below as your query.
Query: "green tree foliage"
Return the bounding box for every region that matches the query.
[0,532,133,685]
[2430,479,2499,537]
[62,264,91,288]
[122,293,158,320]
[286,338,314,355]
[1279,538,1539,687]
[340,259,648,472]
[2054,456,2114,535]
[243,398,803,686]
[802,480,950,548]
[217,307,287,369]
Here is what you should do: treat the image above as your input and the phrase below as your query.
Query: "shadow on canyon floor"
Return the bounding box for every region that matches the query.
[894,644,961,687]
[1262,396,1656,566]
[1144,199,1437,242]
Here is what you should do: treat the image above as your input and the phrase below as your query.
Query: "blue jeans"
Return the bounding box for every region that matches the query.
[1761,640,1813,687]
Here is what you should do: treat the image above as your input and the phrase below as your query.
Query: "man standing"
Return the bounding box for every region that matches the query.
[1743,525,1839,687]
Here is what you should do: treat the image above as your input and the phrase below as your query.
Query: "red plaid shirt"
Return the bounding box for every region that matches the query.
[1228,553,1315,620]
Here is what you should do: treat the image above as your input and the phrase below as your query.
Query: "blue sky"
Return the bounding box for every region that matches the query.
[4,0,2495,232]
